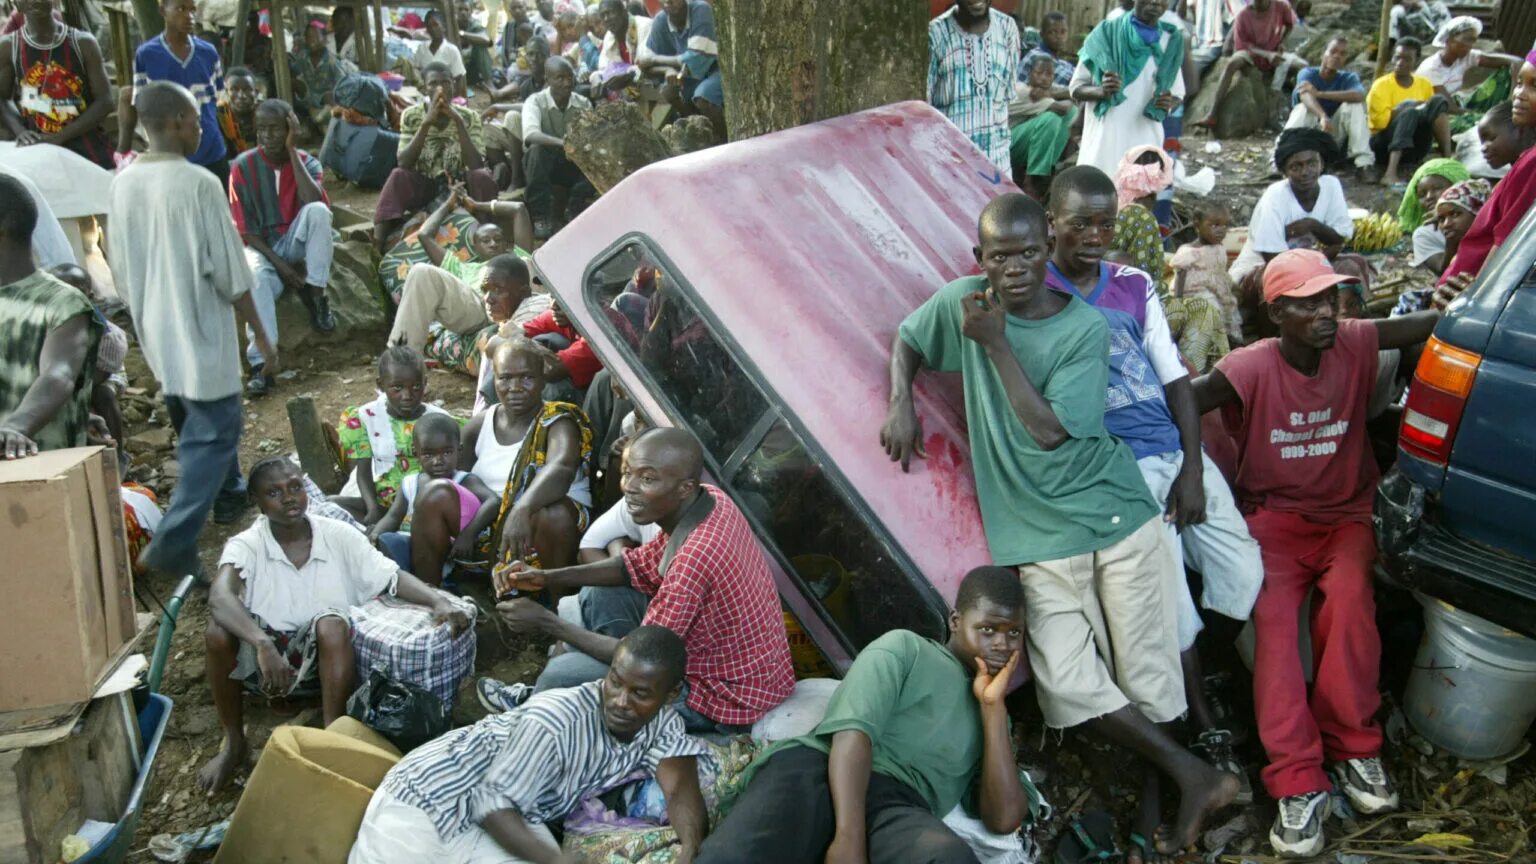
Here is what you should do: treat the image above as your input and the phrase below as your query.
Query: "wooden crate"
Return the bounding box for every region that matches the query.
[0,692,140,864]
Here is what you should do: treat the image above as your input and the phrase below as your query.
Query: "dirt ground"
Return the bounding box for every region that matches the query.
[107,123,1529,863]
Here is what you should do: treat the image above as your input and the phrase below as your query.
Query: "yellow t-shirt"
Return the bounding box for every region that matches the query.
[1366,74,1434,133]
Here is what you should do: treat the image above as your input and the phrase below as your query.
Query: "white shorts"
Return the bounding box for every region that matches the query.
[1137,450,1264,651]
[349,790,558,864]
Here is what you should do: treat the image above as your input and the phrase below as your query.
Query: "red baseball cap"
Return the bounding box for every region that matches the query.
[1262,248,1359,304]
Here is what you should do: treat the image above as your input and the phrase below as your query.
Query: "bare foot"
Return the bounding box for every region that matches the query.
[197,737,248,794]
[1160,769,1239,854]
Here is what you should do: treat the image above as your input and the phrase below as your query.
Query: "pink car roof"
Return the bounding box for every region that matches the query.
[535,101,1010,611]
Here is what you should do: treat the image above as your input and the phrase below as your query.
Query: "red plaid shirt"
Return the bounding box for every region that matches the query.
[623,486,794,725]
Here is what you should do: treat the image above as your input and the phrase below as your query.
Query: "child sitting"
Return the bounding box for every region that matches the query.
[371,413,497,585]
[200,457,470,793]
[1169,201,1244,352]
[335,346,452,525]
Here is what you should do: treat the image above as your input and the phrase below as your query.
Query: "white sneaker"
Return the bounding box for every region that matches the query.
[1269,790,1329,858]
[1332,756,1400,815]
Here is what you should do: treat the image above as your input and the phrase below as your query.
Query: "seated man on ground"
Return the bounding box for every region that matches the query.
[388,202,530,354]
[522,56,594,239]
[455,0,496,91]
[0,0,115,168]
[350,626,710,864]
[523,298,602,403]
[291,18,356,138]
[1193,250,1437,856]
[1009,53,1076,200]
[1229,129,1355,286]
[880,192,1238,862]
[217,65,261,156]
[481,426,795,735]
[200,457,470,792]
[335,345,453,526]
[1285,37,1374,179]
[481,33,550,189]
[373,60,496,252]
[0,173,101,459]
[372,412,497,585]
[640,0,724,140]
[408,10,467,97]
[230,98,336,396]
[695,567,1029,864]
[588,0,652,98]
[1207,0,1303,108]
[1366,38,1452,187]
[1045,167,1264,812]
[461,337,594,569]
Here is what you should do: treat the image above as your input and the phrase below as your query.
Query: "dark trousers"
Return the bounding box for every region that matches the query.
[139,394,245,576]
[374,166,498,222]
[1370,94,1450,164]
[696,747,979,864]
[523,142,594,222]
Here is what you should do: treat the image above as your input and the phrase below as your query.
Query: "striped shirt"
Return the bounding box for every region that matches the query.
[379,682,708,839]
[132,35,226,166]
[229,147,329,245]
[928,7,1020,178]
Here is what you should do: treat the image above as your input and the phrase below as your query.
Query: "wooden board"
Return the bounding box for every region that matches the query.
[0,692,139,864]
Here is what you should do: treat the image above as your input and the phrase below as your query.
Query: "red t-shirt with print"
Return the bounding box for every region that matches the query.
[1214,317,1380,521]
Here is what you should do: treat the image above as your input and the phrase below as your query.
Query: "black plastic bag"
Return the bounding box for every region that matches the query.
[346,669,450,752]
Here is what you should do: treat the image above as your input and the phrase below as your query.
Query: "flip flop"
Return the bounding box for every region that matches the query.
[1055,809,1122,864]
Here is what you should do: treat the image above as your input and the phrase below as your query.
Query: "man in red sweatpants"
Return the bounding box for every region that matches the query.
[1194,249,1437,858]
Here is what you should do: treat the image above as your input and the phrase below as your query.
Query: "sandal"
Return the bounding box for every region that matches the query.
[1127,832,1173,864]
[1055,809,1122,864]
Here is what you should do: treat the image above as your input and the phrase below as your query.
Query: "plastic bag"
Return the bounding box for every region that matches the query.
[345,669,450,752]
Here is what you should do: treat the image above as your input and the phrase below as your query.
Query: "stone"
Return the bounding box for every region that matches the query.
[161,460,180,481]
[660,114,718,156]
[1187,57,1272,139]
[125,425,174,455]
[274,237,390,353]
[565,101,675,195]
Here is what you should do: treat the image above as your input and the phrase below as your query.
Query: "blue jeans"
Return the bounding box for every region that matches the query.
[139,394,245,576]
[378,531,412,571]
[245,202,335,367]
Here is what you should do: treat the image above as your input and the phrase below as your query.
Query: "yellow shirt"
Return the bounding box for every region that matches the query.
[1366,74,1434,133]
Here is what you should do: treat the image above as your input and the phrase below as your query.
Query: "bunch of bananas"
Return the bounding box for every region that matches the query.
[1350,212,1403,253]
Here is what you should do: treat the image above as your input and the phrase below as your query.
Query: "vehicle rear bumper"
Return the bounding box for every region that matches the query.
[1374,468,1536,638]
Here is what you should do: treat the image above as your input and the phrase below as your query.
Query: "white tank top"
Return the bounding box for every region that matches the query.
[470,404,594,506]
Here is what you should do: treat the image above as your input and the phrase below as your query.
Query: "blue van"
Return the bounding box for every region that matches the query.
[1375,207,1536,636]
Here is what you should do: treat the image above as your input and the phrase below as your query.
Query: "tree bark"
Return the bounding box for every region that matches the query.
[713,0,928,142]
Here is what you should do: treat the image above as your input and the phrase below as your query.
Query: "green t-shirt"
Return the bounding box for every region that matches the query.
[753,630,981,816]
[898,276,1157,565]
[441,253,487,292]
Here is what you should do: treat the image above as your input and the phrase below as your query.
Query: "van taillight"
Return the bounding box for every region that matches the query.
[1400,336,1482,465]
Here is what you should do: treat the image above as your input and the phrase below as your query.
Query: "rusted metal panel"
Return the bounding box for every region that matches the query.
[1498,0,1536,55]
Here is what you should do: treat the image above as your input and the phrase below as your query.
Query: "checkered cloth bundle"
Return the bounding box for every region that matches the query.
[351,592,477,706]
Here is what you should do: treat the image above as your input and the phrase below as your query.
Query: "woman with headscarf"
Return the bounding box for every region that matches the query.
[1397,177,1491,313]
[1228,128,1354,285]
[1417,17,1522,109]
[1398,157,1469,273]
[1071,0,1186,176]
[1440,54,1536,297]
[1111,145,1173,288]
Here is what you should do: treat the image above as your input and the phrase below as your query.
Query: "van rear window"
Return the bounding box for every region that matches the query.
[583,240,948,650]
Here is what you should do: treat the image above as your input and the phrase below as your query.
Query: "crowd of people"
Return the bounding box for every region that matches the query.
[2,0,1536,861]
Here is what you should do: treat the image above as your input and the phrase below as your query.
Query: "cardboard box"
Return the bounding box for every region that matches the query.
[0,448,136,713]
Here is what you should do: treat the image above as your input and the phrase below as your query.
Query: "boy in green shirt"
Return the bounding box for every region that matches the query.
[880,193,1237,859]
[696,566,1028,864]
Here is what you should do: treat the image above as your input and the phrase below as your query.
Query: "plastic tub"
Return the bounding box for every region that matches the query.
[1404,596,1536,760]
[378,72,404,92]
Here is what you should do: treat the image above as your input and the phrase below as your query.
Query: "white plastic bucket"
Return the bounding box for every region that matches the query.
[1404,595,1536,760]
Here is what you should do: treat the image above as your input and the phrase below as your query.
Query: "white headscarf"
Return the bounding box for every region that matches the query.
[1432,15,1481,48]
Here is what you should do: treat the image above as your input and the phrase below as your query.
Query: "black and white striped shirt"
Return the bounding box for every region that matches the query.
[379,681,709,839]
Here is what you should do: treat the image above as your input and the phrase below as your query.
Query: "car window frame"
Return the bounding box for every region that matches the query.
[573,232,951,652]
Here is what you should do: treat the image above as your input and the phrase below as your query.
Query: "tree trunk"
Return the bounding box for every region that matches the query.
[713,0,928,141]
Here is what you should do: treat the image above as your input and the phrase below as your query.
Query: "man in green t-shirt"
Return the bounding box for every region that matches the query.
[696,566,1028,864]
[880,193,1238,858]
[385,186,532,353]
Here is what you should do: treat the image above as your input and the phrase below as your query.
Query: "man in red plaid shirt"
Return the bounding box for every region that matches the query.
[482,427,794,732]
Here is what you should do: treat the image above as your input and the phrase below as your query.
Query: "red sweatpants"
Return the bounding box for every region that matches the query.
[1246,509,1383,799]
